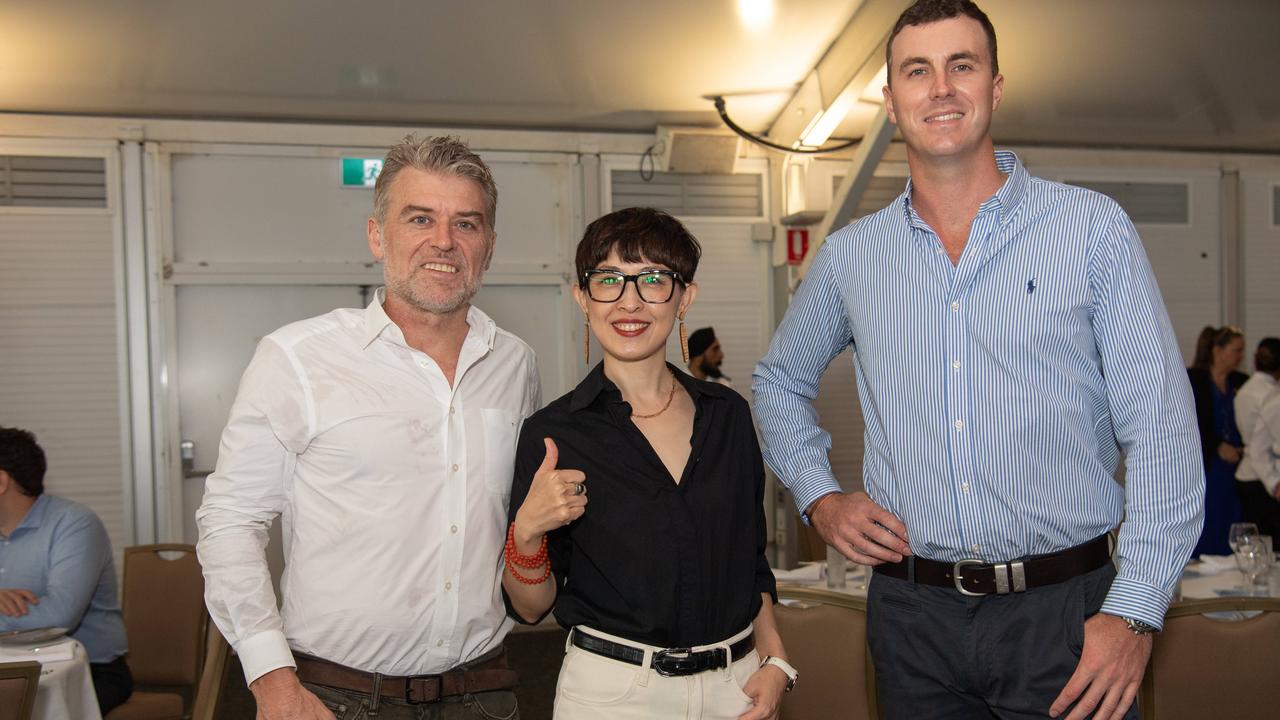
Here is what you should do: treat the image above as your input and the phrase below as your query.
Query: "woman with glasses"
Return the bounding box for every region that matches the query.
[1187,325,1248,556]
[502,207,793,720]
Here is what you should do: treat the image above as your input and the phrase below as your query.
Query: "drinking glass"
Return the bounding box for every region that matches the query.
[1229,522,1260,554]
[826,546,847,589]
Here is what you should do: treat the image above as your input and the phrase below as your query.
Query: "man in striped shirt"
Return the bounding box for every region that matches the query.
[753,2,1203,719]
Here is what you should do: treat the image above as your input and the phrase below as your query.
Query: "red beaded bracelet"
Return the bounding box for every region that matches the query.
[505,522,548,568]
[505,556,552,585]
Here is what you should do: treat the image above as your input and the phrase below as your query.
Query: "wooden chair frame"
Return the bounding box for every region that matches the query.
[776,585,878,719]
[1139,595,1280,718]
[118,543,210,719]
[0,660,41,720]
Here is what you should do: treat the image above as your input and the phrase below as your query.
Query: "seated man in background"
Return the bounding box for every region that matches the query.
[0,426,133,715]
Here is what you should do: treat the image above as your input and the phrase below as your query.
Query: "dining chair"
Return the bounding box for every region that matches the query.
[774,586,877,720]
[0,661,41,720]
[106,544,208,720]
[189,624,231,720]
[1139,596,1280,719]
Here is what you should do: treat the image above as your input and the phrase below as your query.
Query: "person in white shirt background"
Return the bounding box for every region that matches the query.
[196,135,540,720]
[1236,337,1280,538]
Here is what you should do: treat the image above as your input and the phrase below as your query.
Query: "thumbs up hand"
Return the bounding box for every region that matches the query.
[513,438,588,546]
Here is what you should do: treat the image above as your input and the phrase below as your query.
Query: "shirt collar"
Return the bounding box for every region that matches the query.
[361,286,497,351]
[902,149,1029,229]
[569,362,714,414]
[10,494,50,534]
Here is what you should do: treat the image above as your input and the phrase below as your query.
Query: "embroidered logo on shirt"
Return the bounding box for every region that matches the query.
[1027,278,1037,295]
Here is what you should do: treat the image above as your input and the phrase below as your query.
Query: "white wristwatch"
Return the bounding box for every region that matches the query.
[759,655,798,692]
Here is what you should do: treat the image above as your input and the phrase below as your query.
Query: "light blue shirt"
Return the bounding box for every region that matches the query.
[753,151,1204,628]
[0,494,128,663]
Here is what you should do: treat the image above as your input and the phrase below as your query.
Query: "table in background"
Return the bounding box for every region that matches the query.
[0,637,102,720]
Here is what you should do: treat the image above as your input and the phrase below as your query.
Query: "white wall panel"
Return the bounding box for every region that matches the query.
[1241,172,1280,344]
[0,212,129,553]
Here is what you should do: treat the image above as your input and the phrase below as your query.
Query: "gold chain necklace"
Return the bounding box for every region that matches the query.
[631,369,678,420]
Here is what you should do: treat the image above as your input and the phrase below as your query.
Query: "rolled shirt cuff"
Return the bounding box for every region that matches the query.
[1100,575,1173,631]
[236,629,297,686]
[789,470,842,527]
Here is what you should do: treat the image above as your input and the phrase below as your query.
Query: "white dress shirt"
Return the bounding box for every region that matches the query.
[1235,372,1279,483]
[196,289,540,684]
[1249,392,1280,494]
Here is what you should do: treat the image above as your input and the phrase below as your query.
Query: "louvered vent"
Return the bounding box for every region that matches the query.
[0,155,107,208]
[833,175,906,219]
[1065,180,1189,224]
[612,170,762,217]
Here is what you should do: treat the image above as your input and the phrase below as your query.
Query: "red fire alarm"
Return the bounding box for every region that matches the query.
[786,228,809,265]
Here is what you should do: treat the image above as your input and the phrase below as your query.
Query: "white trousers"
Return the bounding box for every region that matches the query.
[553,624,758,720]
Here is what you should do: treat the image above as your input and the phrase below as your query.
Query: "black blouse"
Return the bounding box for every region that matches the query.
[506,363,776,648]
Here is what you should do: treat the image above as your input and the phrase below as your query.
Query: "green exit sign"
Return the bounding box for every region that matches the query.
[341,158,383,188]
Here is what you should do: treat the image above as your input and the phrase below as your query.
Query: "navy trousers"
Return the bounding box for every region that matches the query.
[867,562,1140,719]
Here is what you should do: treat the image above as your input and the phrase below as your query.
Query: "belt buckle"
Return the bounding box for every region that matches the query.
[653,648,698,677]
[953,559,1028,596]
[953,559,985,596]
[404,674,443,704]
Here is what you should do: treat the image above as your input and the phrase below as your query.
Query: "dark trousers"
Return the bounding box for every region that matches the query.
[302,683,519,720]
[867,562,1139,720]
[1236,479,1280,539]
[90,655,134,716]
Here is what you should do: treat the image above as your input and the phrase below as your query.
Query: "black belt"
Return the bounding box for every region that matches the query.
[570,629,755,677]
[874,534,1112,596]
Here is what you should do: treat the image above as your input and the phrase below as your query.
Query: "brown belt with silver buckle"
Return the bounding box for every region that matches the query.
[874,534,1112,596]
[294,647,518,704]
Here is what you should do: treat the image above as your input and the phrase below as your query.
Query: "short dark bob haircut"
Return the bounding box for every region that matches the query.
[0,427,47,497]
[575,207,702,285]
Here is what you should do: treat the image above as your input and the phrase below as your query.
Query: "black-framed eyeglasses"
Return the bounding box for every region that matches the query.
[581,269,685,304]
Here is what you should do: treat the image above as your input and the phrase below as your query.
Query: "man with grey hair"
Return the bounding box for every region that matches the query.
[198,135,539,719]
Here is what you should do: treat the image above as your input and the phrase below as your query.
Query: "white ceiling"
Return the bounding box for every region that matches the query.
[2,0,1278,153]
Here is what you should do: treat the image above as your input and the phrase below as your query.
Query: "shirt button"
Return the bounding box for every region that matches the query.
[952,360,961,371]
[950,300,960,311]
[954,419,964,431]
[450,525,458,534]
[935,246,945,254]
[961,482,970,493]
[449,406,456,415]
[445,581,452,591]
[418,359,427,368]
[436,639,444,647]
[452,464,459,472]
[971,544,981,553]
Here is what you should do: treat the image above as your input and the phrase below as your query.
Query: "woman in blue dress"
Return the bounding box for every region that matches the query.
[1187,325,1247,556]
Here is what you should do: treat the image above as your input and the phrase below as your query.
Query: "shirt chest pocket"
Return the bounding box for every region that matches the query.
[481,408,520,500]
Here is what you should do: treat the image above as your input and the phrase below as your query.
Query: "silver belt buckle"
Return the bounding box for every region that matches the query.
[953,559,984,596]
[954,559,1028,596]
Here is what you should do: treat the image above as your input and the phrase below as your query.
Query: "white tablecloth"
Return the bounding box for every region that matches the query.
[0,638,103,720]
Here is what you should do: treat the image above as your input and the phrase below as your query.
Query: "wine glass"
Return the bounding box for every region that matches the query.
[1229,522,1260,554]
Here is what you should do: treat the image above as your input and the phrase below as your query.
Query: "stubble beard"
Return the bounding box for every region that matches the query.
[386,264,482,316]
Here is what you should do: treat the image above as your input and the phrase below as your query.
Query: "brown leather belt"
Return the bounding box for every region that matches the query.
[294,647,518,704]
[874,534,1112,596]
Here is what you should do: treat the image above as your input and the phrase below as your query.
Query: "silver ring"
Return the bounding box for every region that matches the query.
[573,482,586,496]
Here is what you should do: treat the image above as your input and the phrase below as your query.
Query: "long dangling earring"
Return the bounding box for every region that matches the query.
[678,315,689,365]
[583,317,591,364]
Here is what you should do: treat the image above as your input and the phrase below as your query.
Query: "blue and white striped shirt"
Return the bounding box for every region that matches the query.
[753,151,1204,628]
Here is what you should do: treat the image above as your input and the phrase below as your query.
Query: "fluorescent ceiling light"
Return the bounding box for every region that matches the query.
[737,0,774,32]
[798,88,855,148]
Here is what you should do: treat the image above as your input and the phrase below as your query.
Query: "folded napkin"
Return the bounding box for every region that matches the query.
[1195,555,1238,574]
[0,636,76,664]
[771,563,824,582]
